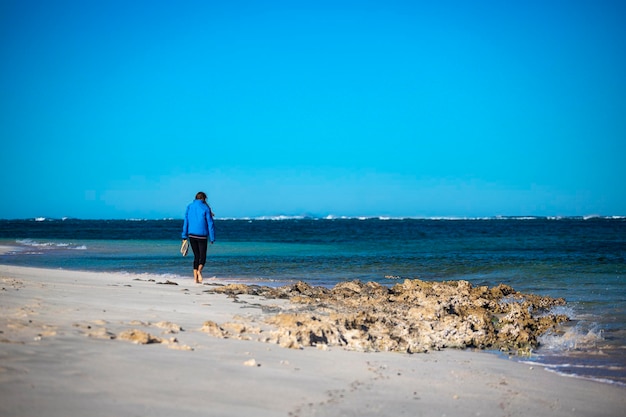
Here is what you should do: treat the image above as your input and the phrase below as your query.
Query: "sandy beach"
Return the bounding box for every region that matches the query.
[1,264,624,417]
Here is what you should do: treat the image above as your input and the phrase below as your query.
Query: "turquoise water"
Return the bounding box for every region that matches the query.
[1,217,625,385]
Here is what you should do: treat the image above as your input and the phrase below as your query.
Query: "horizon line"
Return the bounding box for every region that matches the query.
[3,214,625,222]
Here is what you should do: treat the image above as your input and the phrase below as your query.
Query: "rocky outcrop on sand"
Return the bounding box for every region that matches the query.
[205,279,568,354]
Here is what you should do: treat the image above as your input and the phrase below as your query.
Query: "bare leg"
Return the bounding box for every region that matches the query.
[197,264,204,283]
[193,269,199,283]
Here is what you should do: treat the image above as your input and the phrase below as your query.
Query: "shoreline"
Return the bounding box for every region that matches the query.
[1,264,624,417]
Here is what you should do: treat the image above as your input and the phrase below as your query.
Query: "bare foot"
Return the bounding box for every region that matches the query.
[197,271,203,284]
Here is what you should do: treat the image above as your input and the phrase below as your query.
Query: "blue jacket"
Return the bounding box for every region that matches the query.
[182,200,215,242]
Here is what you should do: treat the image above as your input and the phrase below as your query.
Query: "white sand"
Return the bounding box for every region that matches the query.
[0,246,16,255]
[1,265,624,417]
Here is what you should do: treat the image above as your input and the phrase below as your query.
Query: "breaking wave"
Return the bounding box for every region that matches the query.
[16,239,87,251]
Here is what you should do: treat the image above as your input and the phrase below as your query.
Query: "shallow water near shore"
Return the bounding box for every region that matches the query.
[1,217,625,385]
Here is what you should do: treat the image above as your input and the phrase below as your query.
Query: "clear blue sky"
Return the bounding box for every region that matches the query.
[1,0,625,219]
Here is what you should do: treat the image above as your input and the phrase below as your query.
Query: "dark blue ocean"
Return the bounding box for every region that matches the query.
[1,216,625,386]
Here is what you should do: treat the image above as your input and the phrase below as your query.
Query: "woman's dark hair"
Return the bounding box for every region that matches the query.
[195,192,207,201]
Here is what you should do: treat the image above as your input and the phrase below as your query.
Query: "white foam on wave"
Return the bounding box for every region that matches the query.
[222,215,626,222]
[534,364,626,387]
[14,215,626,222]
[16,239,87,251]
[538,321,603,351]
[17,239,55,248]
[232,215,626,221]
[253,215,308,221]
[533,302,606,352]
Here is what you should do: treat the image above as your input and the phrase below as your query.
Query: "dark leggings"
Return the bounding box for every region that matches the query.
[189,237,208,269]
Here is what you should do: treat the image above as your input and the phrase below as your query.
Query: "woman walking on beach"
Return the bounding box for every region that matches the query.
[182,192,215,283]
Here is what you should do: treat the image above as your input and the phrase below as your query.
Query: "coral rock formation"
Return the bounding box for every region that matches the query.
[207,279,568,354]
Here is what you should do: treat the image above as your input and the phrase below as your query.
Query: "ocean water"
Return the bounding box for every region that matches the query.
[1,216,625,386]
